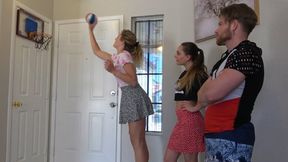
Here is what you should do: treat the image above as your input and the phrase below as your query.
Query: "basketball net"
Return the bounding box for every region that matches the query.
[28,32,52,50]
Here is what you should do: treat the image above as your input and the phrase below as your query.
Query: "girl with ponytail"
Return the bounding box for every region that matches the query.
[164,42,208,162]
[87,19,154,162]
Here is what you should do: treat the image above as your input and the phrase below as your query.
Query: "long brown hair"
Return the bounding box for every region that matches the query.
[120,29,143,67]
[177,42,208,92]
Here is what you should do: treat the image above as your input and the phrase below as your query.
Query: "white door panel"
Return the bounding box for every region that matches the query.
[10,37,50,162]
[54,18,121,162]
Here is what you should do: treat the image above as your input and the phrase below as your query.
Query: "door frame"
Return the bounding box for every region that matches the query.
[7,1,52,162]
[50,16,123,162]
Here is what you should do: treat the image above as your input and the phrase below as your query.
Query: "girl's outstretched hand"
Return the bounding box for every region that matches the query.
[104,59,115,73]
[86,14,97,30]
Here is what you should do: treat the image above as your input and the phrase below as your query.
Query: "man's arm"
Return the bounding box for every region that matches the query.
[199,68,245,104]
[184,68,245,112]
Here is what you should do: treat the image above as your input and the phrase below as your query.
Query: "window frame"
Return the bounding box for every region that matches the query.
[131,15,164,133]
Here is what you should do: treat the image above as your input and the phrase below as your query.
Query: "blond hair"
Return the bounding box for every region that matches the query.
[120,29,143,67]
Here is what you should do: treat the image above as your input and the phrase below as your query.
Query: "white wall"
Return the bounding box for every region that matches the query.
[250,1,288,160]
[0,0,2,34]
[0,0,14,161]
[16,0,53,18]
[52,0,288,162]
[0,0,13,161]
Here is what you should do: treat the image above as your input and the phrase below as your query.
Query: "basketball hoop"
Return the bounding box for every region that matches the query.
[28,32,52,50]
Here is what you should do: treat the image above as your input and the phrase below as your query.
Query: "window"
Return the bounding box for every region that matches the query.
[132,15,163,132]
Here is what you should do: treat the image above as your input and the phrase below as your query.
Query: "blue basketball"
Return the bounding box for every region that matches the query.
[86,13,97,25]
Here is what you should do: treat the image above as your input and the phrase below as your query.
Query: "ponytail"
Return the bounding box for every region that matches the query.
[194,49,206,71]
[121,30,143,67]
[133,43,143,67]
[177,42,208,93]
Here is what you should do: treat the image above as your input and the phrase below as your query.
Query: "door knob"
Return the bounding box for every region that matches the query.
[12,101,22,108]
[109,102,117,108]
[12,101,17,107]
[110,90,116,96]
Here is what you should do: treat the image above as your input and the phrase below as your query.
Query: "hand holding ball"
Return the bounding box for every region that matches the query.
[86,13,97,25]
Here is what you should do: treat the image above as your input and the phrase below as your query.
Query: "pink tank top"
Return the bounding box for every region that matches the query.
[111,51,133,87]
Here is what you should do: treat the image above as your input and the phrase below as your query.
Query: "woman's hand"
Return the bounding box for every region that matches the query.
[183,104,202,112]
[104,59,115,73]
[86,14,97,30]
[179,101,202,112]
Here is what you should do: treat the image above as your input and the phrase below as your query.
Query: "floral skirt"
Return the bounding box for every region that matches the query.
[119,84,154,124]
[167,109,205,153]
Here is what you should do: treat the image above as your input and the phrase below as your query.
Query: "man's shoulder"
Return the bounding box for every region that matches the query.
[235,40,261,53]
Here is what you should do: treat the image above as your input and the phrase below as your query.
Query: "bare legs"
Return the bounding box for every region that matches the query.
[163,149,180,162]
[128,119,149,162]
[164,148,198,162]
[183,153,198,162]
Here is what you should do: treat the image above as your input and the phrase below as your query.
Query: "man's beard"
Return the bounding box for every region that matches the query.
[216,29,232,46]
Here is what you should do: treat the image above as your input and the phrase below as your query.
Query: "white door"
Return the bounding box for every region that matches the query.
[54,17,121,162]
[10,36,51,162]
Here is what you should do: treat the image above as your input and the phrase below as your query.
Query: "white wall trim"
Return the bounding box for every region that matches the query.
[50,15,123,162]
[49,20,58,162]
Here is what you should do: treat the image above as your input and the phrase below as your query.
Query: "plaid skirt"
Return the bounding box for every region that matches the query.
[119,84,154,124]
